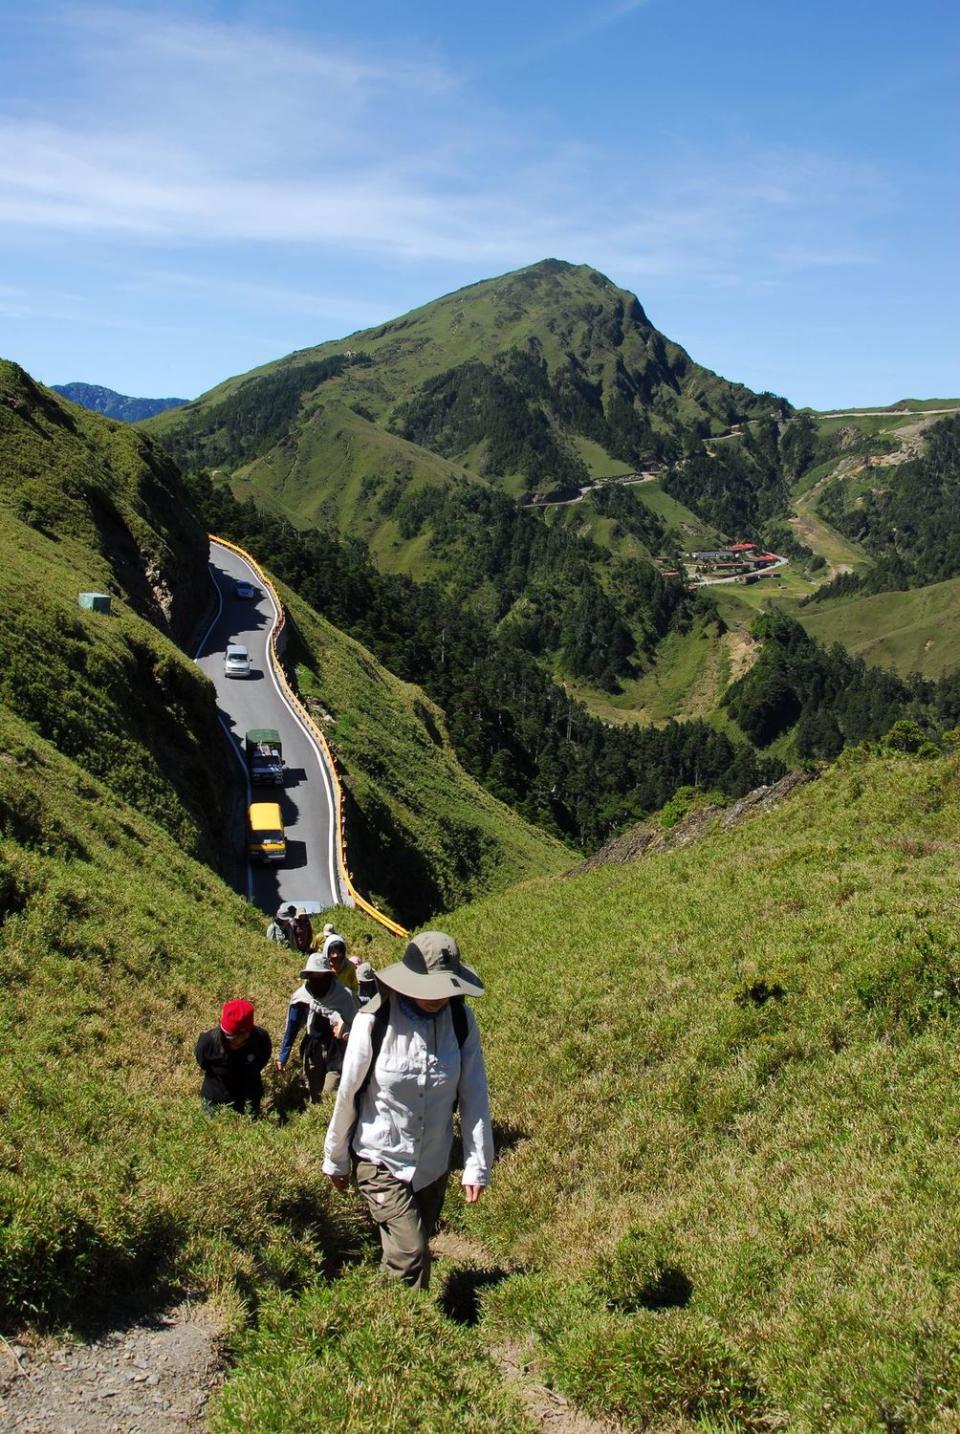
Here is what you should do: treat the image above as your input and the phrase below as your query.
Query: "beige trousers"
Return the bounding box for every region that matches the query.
[354,1160,449,1291]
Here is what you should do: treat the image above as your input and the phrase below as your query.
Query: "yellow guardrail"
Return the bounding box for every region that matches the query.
[210,534,410,940]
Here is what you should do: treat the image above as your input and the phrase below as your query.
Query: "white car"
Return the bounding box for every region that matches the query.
[224,643,251,678]
[234,579,257,600]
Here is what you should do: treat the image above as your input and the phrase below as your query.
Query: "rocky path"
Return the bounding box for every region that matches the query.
[0,1301,223,1434]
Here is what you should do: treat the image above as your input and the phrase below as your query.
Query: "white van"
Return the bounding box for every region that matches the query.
[224,643,251,678]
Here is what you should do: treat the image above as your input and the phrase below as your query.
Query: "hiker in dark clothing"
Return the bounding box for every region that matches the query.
[195,999,272,1116]
[265,904,314,953]
[276,950,357,1101]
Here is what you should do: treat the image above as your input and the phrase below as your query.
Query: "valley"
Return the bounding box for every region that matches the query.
[4,265,960,1434]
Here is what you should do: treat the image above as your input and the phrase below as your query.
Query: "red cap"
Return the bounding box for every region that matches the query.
[220,999,255,1037]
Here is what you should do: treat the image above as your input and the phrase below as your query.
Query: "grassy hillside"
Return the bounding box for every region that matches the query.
[278,582,570,924]
[1,360,207,639]
[443,749,960,1428]
[214,746,960,1430]
[0,360,231,862]
[147,260,784,562]
[0,700,407,1327]
[800,575,960,678]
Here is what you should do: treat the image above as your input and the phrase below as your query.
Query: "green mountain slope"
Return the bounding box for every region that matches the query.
[800,574,960,677]
[279,581,570,924]
[149,260,783,503]
[146,262,786,630]
[0,360,231,862]
[0,701,392,1328]
[438,749,960,1428]
[145,262,792,727]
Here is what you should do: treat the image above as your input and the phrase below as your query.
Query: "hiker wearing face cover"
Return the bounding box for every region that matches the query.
[276,948,358,1101]
[195,999,272,1117]
[323,931,493,1291]
[321,930,360,997]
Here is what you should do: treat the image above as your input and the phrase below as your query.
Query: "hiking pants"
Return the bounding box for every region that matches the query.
[354,1161,449,1291]
[301,1033,341,1104]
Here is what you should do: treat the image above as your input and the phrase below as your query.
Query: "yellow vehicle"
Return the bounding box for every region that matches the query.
[247,802,286,863]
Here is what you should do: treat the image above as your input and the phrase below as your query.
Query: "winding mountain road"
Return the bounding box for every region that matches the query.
[195,540,342,916]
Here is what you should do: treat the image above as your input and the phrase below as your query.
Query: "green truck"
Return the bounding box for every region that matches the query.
[245,729,284,786]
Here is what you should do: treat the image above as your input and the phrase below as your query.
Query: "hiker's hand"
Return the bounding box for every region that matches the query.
[275,1059,286,1072]
[331,1016,345,1039]
[463,1184,485,1205]
[326,1172,350,1193]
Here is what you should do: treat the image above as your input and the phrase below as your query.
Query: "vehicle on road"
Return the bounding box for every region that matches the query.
[224,643,251,678]
[247,802,286,863]
[234,578,257,600]
[245,728,284,785]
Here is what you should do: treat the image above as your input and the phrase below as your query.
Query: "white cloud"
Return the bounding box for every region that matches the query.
[0,6,886,286]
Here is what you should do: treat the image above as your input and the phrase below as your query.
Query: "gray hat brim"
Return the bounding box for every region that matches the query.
[374,959,485,1002]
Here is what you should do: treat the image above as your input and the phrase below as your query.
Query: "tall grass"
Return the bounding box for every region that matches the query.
[0,706,395,1330]
[435,748,960,1428]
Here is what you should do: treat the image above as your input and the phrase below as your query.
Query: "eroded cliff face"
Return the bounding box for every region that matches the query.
[0,360,209,644]
[566,770,818,877]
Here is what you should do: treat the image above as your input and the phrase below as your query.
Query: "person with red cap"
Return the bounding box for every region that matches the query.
[195,999,272,1117]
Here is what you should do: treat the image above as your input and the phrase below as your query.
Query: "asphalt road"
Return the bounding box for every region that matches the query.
[194,540,342,916]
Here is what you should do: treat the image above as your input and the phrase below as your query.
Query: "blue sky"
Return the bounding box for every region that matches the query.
[0,0,957,407]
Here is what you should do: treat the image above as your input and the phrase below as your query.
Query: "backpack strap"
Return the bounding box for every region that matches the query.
[451,996,469,1049]
[348,1001,389,1153]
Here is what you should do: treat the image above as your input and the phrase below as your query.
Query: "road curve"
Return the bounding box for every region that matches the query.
[195,539,342,916]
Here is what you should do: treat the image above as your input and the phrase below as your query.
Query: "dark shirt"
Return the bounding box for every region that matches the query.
[195,1026,272,1114]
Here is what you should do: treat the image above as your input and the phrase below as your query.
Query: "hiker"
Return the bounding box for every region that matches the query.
[265,902,297,945]
[322,929,359,996]
[355,960,379,1008]
[276,949,358,1101]
[195,999,272,1117]
[323,931,492,1291]
[289,907,314,954]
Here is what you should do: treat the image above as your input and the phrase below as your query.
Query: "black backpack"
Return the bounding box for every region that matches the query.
[351,995,469,1133]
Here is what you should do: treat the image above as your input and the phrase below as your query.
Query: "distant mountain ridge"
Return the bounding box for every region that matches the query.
[53,382,188,423]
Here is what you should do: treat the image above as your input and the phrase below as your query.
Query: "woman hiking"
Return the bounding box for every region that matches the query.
[323,931,492,1291]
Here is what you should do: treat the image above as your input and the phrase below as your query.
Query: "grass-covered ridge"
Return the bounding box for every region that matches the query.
[423,748,960,1428]
[146,260,785,619]
[800,573,960,678]
[0,359,231,860]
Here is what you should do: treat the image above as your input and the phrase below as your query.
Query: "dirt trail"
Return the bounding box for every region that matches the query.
[432,1231,621,1434]
[0,1301,223,1434]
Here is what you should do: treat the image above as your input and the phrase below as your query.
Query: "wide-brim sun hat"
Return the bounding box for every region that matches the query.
[372,931,484,1004]
[300,950,336,978]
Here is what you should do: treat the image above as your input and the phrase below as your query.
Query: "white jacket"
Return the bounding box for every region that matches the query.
[323,998,493,1192]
